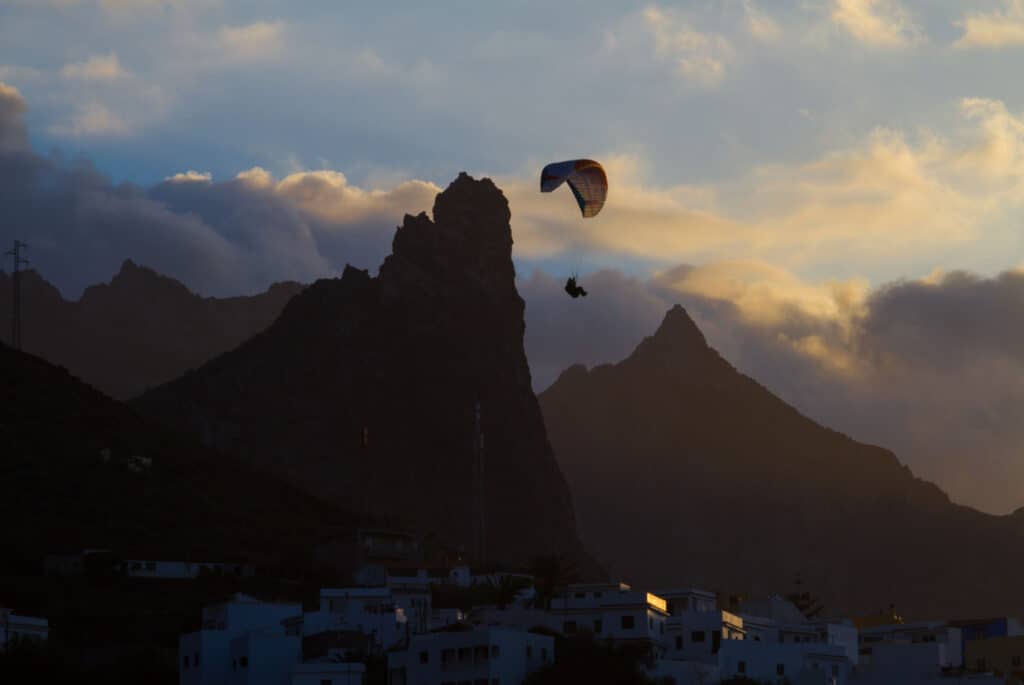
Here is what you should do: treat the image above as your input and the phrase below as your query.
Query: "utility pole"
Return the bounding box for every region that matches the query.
[5,240,28,350]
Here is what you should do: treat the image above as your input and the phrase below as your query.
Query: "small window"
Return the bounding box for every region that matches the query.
[594,619,603,634]
[675,636,682,650]
[194,652,200,667]
[146,562,156,571]
[777,664,785,676]
[490,645,499,658]
[1014,656,1022,668]
[458,647,471,663]
[691,631,705,643]
[660,622,664,635]
[526,645,532,658]
[183,655,190,669]
[977,658,986,670]
[241,656,248,668]
[594,592,603,598]
[649,617,653,630]
[621,615,635,630]
[420,651,429,664]
[832,664,839,676]
[321,680,332,685]
[442,648,456,663]
[564,620,577,634]
[232,659,237,671]
[574,592,585,598]
[738,660,746,674]
[541,648,548,661]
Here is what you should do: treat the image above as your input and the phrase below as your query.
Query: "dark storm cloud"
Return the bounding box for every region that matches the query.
[0,82,438,298]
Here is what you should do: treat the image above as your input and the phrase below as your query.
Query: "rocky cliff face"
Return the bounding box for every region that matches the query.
[541,305,1024,619]
[136,173,586,568]
[0,261,302,400]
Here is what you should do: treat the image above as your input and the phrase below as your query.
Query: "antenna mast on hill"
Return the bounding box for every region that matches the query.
[5,240,28,350]
[472,400,487,568]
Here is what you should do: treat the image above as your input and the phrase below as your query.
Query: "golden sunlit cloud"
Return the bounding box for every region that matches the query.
[831,0,922,48]
[60,53,128,81]
[954,0,1024,49]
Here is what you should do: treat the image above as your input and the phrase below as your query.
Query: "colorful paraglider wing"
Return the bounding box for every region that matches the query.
[540,159,608,218]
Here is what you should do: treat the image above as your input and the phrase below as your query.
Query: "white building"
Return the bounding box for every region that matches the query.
[386,626,553,685]
[123,559,255,580]
[319,587,407,652]
[850,641,1004,685]
[291,661,365,685]
[549,582,670,656]
[858,621,963,669]
[0,608,49,649]
[664,608,745,663]
[719,639,851,685]
[179,594,302,685]
[227,629,301,685]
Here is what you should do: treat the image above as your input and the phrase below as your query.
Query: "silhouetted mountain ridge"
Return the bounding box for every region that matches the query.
[541,305,1018,619]
[135,173,590,571]
[0,342,359,571]
[0,259,303,400]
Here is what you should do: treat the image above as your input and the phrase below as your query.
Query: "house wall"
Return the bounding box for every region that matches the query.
[388,628,553,685]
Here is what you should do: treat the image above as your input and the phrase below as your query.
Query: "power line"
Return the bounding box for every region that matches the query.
[5,240,28,350]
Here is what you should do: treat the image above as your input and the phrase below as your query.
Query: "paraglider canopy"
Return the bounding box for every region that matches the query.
[540,159,607,218]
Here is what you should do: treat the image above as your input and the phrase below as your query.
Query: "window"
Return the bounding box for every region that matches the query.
[458,648,471,663]
[1014,656,1022,668]
[526,645,532,658]
[232,659,237,671]
[195,652,200,667]
[777,664,785,676]
[594,592,603,598]
[738,660,746,674]
[474,646,488,662]
[621,615,635,630]
[491,680,499,685]
[564,620,577,634]
[575,592,585,598]
[712,630,721,654]
[490,645,499,658]
[146,562,156,571]
[240,656,248,668]
[321,680,332,685]
[675,637,682,650]
[541,648,548,661]
[691,631,705,643]
[594,619,603,634]
[420,651,429,664]
[183,655,190,669]
[832,664,839,677]
[977,658,986,670]
[442,648,456,665]
[649,617,653,630]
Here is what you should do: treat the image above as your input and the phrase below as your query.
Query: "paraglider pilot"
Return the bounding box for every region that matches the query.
[565,275,588,298]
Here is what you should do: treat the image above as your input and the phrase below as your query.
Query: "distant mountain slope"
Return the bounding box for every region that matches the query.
[0,260,303,400]
[0,342,358,571]
[540,305,1024,619]
[135,173,589,571]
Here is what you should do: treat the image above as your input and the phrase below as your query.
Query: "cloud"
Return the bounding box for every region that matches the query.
[0,82,437,297]
[48,101,133,137]
[831,0,922,48]
[955,1,1024,49]
[217,21,285,62]
[165,169,212,183]
[743,0,781,42]
[61,53,128,81]
[641,5,735,86]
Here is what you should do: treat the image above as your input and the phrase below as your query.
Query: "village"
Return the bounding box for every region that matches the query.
[4,527,1023,685]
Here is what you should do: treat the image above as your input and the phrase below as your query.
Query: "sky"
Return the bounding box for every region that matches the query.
[4,0,1024,513]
